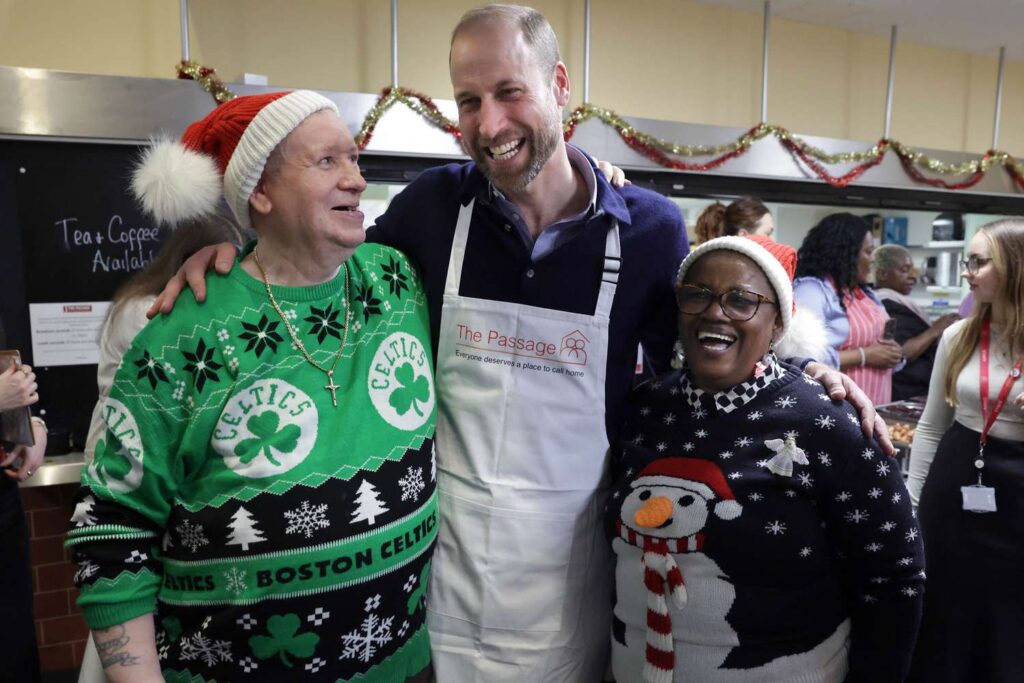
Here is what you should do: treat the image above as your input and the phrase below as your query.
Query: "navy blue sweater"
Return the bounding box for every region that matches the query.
[367,158,688,441]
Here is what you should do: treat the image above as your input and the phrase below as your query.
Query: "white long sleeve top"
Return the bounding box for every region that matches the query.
[83,296,154,462]
[906,319,1024,505]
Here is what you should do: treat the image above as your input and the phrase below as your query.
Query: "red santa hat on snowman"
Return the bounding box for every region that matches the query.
[632,456,743,521]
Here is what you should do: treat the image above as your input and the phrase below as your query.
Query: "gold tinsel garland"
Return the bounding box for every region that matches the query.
[174,64,1024,189]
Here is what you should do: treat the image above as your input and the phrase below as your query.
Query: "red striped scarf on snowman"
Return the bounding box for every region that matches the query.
[617,520,704,683]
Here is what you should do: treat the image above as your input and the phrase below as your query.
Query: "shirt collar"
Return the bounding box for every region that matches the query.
[679,353,785,414]
[455,144,632,226]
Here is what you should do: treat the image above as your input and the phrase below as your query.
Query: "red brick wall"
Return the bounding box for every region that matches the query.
[21,483,88,673]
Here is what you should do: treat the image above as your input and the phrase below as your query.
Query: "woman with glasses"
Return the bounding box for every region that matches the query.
[907,220,1024,683]
[794,213,904,405]
[608,235,923,683]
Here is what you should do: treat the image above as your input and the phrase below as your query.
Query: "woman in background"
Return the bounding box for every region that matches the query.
[907,219,1024,683]
[83,214,243,462]
[694,196,774,244]
[794,213,903,405]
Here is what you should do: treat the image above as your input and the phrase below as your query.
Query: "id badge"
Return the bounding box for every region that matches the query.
[961,485,997,513]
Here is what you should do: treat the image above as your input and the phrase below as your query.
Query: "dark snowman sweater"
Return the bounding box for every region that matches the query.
[608,360,924,683]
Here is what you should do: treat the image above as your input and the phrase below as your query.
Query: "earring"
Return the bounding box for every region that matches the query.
[671,340,685,370]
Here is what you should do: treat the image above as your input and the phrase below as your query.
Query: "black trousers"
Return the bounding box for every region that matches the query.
[909,421,1024,683]
[0,480,41,683]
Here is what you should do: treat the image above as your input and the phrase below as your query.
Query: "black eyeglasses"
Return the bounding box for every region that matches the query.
[676,285,777,321]
[959,255,993,275]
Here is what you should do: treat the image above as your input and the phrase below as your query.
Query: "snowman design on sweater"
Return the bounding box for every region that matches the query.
[612,457,849,683]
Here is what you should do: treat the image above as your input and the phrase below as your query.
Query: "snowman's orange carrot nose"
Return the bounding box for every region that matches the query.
[634,496,673,528]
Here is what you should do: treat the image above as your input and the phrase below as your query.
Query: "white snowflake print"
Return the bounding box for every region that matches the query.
[223,568,247,597]
[398,466,426,502]
[656,442,668,453]
[339,611,394,663]
[847,413,860,426]
[180,632,233,667]
[669,386,680,396]
[862,594,878,604]
[784,430,800,440]
[728,472,743,480]
[880,521,897,532]
[799,546,813,557]
[876,461,891,477]
[867,487,883,499]
[695,429,708,439]
[239,656,258,673]
[748,411,764,421]
[176,520,209,553]
[284,309,298,321]
[650,381,663,390]
[735,436,753,448]
[284,500,331,539]
[305,657,327,673]
[902,587,919,597]
[817,452,832,466]
[896,556,914,567]
[845,509,870,524]
[74,560,100,583]
[186,395,196,410]
[719,450,734,460]
[835,491,852,502]
[236,614,256,631]
[748,492,764,502]
[228,357,240,371]
[892,492,902,503]
[224,344,236,356]
[814,415,836,430]
[308,607,331,626]
[861,448,875,460]
[691,406,707,419]
[905,528,920,541]
[683,442,695,451]
[398,620,410,638]
[663,413,677,425]
[632,434,645,445]
[797,472,814,488]
[216,328,229,342]
[403,574,418,593]
[639,406,651,416]
[756,459,770,468]
[365,594,382,612]
[775,396,797,408]
[125,549,148,564]
[784,489,797,498]
[865,542,883,552]
[818,393,833,401]
[163,361,176,375]
[869,576,890,584]
[765,520,787,535]
[172,379,187,401]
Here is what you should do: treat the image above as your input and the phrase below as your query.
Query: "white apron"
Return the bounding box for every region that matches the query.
[428,199,618,682]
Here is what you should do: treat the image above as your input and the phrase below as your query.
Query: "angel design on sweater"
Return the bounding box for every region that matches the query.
[611,457,848,683]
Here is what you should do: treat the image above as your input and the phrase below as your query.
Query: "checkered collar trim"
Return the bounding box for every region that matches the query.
[679,353,785,414]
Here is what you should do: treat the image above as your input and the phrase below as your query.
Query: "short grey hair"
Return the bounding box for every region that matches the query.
[873,244,911,277]
[451,4,561,75]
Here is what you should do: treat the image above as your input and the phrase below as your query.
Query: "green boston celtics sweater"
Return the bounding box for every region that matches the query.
[67,242,437,683]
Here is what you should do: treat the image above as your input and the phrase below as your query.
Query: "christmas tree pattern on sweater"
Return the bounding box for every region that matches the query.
[67,242,437,682]
[608,362,925,683]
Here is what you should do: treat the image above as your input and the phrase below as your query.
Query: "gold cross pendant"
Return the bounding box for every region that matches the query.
[325,370,340,407]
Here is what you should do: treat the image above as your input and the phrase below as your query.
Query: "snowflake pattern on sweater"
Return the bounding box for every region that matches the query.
[67,243,436,683]
[608,361,925,683]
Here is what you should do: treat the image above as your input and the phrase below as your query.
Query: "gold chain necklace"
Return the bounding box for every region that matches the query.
[253,248,350,407]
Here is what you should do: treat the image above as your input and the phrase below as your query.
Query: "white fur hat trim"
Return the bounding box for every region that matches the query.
[131,138,222,227]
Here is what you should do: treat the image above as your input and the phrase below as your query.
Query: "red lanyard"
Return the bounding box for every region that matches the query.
[979,318,1023,449]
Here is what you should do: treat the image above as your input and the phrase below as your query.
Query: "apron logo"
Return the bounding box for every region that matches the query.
[368,332,434,431]
[88,397,145,493]
[560,330,590,365]
[212,379,318,478]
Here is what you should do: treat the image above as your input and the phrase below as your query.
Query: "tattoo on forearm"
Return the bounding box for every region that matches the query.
[95,625,141,668]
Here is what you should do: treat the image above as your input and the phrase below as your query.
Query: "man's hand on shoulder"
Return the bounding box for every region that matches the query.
[147,243,239,319]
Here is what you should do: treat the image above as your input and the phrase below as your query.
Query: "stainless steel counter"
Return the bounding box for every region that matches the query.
[19,451,85,488]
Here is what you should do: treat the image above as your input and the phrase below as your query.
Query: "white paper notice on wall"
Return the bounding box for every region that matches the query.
[29,301,110,366]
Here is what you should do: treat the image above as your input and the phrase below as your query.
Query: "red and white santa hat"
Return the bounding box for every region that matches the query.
[675,234,829,361]
[131,90,338,230]
[631,457,743,520]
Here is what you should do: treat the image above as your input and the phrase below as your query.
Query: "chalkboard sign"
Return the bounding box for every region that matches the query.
[0,139,168,450]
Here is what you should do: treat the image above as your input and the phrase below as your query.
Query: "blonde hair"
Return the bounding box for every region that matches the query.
[944,219,1024,405]
[451,4,560,76]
